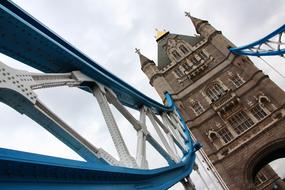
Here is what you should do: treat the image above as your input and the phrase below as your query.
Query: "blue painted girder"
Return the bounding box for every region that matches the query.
[0,0,170,113]
[0,147,196,190]
[0,1,198,189]
[230,24,285,56]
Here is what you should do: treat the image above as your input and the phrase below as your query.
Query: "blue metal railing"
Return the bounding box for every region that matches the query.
[0,0,170,113]
[230,24,285,56]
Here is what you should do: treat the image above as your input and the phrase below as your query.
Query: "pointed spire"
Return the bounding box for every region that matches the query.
[135,48,155,68]
[185,11,207,33]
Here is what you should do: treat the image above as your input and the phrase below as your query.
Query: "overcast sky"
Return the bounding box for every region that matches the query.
[1,0,285,189]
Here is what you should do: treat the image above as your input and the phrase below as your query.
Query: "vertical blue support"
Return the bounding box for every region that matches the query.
[164,92,201,154]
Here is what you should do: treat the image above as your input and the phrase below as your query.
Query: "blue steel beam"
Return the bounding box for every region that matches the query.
[0,89,107,164]
[0,1,199,189]
[229,24,285,56]
[0,0,170,113]
[0,92,198,189]
[0,147,196,190]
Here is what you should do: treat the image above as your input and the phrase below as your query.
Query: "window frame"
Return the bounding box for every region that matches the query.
[230,74,244,88]
[172,50,181,60]
[250,104,268,121]
[205,83,226,102]
[227,111,254,135]
[173,68,184,78]
[190,100,204,116]
[218,127,234,144]
[179,45,189,54]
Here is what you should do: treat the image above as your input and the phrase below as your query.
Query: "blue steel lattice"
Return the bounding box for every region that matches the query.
[0,1,199,189]
[230,24,285,57]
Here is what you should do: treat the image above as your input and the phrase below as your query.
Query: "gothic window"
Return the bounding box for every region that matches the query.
[190,56,199,65]
[190,100,204,116]
[205,83,225,102]
[208,130,223,148]
[230,74,244,88]
[172,50,181,60]
[228,111,254,135]
[173,68,184,78]
[218,127,234,143]
[198,51,208,60]
[179,45,189,54]
[251,104,268,121]
[182,62,191,71]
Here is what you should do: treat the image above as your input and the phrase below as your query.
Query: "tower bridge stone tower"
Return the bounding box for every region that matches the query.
[138,14,285,189]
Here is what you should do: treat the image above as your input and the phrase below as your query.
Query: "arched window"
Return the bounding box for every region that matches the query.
[207,130,223,149]
[205,83,225,102]
[179,45,189,54]
[250,104,268,121]
[218,127,234,143]
[229,74,244,88]
[182,62,191,71]
[172,50,181,60]
[173,68,184,78]
[198,51,208,60]
[190,56,199,65]
[191,100,204,116]
[228,111,254,135]
[258,95,275,112]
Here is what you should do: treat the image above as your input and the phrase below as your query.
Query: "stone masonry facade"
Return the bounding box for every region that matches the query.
[138,14,285,189]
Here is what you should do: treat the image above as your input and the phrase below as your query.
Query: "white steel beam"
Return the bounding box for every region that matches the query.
[136,107,148,168]
[93,85,137,168]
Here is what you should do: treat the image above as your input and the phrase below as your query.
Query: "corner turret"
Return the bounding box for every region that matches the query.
[136,48,158,81]
[185,12,217,38]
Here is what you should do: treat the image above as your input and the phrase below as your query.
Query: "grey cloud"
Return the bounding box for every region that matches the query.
[1,0,285,189]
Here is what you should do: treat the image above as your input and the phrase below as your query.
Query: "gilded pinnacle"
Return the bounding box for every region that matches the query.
[155,28,168,41]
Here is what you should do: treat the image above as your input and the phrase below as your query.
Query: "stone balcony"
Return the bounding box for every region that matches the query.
[177,56,214,84]
[211,90,240,117]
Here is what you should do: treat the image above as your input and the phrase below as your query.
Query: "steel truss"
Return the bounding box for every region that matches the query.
[230,24,285,57]
[0,1,199,189]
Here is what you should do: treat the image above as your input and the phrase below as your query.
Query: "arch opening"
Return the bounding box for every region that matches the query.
[246,139,285,189]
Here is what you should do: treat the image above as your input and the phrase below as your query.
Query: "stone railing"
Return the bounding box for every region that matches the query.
[211,90,241,118]
[177,56,214,84]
